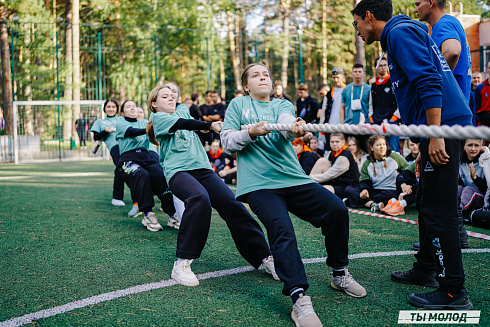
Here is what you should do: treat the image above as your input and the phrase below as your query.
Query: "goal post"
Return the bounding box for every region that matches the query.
[11,100,106,164]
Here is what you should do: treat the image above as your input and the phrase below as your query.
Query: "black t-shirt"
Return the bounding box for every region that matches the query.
[202,103,226,121]
[371,77,397,124]
[296,95,318,124]
[189,104,202,120]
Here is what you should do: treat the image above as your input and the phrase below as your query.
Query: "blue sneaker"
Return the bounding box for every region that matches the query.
[128,204,141,217]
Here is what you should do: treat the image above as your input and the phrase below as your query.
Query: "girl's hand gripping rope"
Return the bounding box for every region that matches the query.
[211,121,223,134]
[248,121,271,139]
[291,118,306,137]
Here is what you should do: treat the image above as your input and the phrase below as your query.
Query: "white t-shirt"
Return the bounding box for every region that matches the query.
[329,87,344,124]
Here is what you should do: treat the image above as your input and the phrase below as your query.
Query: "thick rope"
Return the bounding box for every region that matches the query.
[241,122,490,140]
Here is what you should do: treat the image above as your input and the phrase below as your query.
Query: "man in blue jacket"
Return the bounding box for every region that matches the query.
[351,0,473,310]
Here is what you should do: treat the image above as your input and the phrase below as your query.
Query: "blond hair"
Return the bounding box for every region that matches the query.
[146,85,173,146]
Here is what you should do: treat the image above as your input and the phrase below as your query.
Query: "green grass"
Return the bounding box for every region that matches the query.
[0,161,489,326]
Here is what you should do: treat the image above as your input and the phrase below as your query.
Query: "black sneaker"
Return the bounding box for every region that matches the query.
[409,288,473,310]
[391,268,439,288]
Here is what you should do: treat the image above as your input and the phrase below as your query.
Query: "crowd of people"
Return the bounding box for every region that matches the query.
[86,0,490,325]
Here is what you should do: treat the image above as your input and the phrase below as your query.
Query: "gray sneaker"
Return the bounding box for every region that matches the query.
[141,212,163,232]
[260,256,280,281]
[330,269,367,298]
[291,294,323,327]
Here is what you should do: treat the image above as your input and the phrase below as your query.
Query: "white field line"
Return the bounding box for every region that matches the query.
[1,248,490,327]
[0,172,111,180]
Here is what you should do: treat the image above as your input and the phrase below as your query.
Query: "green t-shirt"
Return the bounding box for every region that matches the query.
[222,96,312,198]
[90,116,122,150]
[115,118,150,154]
[152,108,212,181]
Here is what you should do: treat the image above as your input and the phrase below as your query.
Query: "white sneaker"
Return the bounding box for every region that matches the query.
[291,294,323,327]
[141,212,163,232]
[111,199,125,207]
[171,260,199,286]
[330,269,367,298]
[260,256,280,281]
[167,215,180,229]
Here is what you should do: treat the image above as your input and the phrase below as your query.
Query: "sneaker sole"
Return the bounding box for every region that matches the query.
[171,271,199,287]
[330,282,367,298]
[409,297,473,310]
[390,275,439,288]
[142,221,163,232]
[167,222,180,229]
[291,311,301,327]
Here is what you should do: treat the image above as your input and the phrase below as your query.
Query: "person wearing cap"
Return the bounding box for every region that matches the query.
[296,83,318,124]
[318,67,347,150]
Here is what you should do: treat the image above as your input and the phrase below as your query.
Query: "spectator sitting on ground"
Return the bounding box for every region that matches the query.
[347,136,367,170]
[309,133,359,199]
[344,135,408,212]
[207,140,228,174]
[307,136,325,158]
[404,139,419,165]
[218,153,237,185]
[292,138,319,175]
[381,161,419,216]
[458,139,487,217]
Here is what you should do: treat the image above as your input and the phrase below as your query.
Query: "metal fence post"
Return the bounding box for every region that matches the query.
[154,34,158,86]
[10,29,15,101]
[206,36,210,91]
[56,31,61,161]
[98,32,102,100]
[298,28,303,84]
[255,40,258,62]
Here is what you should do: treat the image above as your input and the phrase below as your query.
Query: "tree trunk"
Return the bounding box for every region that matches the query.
[72,0,81,143]
[280,0,290,89]
[220,57,226,99]
[321,0,328,84]
[63,0,73,141]
[227,11,241,90]
[0,7,13,135]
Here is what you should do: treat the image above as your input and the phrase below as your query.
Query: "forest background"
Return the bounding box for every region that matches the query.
[0,0,488,143]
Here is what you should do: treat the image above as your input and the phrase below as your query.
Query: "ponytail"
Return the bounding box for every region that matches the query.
[146,121,160,146]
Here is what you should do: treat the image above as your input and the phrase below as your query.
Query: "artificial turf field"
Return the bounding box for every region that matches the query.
[0,160,489,327]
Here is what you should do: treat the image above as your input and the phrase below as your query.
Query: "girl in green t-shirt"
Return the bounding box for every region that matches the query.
[116,100,176,232]
[146,85,277,288]
[90,99,126,207]
[221,63,367,327]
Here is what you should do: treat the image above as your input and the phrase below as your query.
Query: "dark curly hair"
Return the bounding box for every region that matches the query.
[351,0,393,22]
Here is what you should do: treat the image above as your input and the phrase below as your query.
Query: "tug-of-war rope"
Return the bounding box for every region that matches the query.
[241,122,490,140]
[237,122,490,241]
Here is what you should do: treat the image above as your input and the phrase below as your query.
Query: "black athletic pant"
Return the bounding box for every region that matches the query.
[169,169,271,268]
[118,150,175,215]
[414,139,465,292]
[246,182,349,295]
[345,184,397,208]
[110,145,125,201]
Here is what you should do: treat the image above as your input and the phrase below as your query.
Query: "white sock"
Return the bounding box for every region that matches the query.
[400,199,407,207]
[176,258,190,265]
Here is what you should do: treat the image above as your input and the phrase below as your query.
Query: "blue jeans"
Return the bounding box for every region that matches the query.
[246,182,349,295]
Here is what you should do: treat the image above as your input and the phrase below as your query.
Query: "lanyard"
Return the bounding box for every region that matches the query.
[350,84,364,102]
